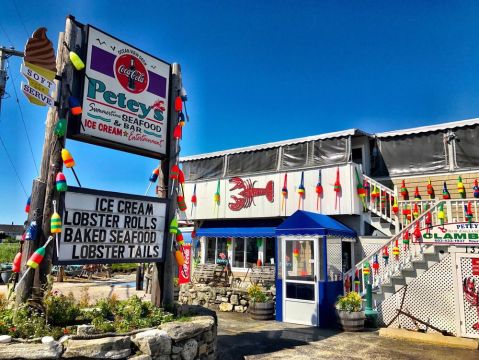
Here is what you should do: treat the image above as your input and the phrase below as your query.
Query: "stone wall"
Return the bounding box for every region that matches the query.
[0,315,217,360]
[178,283,275,314]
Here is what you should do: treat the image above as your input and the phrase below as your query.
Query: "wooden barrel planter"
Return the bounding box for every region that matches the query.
[338,311,365,332]
[250,302,274,320]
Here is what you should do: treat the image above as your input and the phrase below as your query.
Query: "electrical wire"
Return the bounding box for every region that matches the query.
[11,0,29,38]
[0,134,28,196]
[6,60,39,175]
[0,23,14,47]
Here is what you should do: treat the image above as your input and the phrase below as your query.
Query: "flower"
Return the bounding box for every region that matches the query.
[336,291,362,312]
[63,328,70,334]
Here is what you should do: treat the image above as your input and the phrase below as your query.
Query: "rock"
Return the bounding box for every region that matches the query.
[63,336,131,359]
[0,342,63,359]
[234,305,245,312]
[77,324,96,336]
[198,343,208,355]
[132,329,171,356]
[230,294,239,305]
[240,299,248,306]
[0,336,11,344]
[59,335,70,344]
[172,345,182,354]
[220,297,228,302]
[203,330,214,343]
[41,336,55,345]
[160,316,214,342]
[226,291,232,296]
[180,339,198,360]
[128,355,152,360]
[219,302,233,312]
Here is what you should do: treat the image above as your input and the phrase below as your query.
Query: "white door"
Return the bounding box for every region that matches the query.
[282,237,318,326]
[455,253,479,339]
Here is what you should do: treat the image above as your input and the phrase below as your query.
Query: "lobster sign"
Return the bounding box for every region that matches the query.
[228,177,274,211]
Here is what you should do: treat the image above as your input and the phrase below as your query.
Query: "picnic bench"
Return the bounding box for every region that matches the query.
[192,263,231,287]
[249,265,275,287]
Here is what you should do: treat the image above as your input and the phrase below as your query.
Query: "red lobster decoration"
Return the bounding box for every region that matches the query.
[463,276,479,330]
[228,177,274,211]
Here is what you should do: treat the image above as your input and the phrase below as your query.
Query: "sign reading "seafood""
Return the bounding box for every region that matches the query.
[70,25,171,159]
[54,187,167,265]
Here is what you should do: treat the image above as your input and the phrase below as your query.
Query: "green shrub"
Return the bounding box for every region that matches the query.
[44,291,81,326]
[0,243,19,263]
[336,291,362,312]
[111,263,138,272]
[247,284,269,303]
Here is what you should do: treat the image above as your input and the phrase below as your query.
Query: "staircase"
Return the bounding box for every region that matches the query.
[362,174,397,236]
[346,194,479,306]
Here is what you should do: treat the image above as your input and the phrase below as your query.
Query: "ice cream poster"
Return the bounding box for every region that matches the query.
[178,244,191,285]
[21,28,57,107]
[78,26,170,158]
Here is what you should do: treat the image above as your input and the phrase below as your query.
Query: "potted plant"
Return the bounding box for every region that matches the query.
[336,291,365,332]
[0,263,12,284]
[248,284,274,320]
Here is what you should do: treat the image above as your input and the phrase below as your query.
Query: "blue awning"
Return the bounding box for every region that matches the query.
[276,210,356,238]
[196,219,283,238]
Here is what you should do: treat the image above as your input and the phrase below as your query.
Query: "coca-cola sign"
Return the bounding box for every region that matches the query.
[114,54,148,94]
[69,25,171,159]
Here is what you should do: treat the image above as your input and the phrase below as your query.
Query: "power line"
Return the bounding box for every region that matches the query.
[0,23,14,47]
[7,60,39,175]
[11,0,29,38]
[0,134,28,196]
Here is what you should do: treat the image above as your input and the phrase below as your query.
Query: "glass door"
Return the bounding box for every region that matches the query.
[282,237,318,326]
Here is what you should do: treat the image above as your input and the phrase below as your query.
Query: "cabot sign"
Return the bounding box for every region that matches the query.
[68,25,171,159]
[54,187,167,265]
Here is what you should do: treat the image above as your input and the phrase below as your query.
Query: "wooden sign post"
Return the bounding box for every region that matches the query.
[16,15,180,307]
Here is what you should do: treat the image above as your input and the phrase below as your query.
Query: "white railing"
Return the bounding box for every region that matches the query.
[363,174,396,224]
[348,197,479,296]
[344,201,445,296]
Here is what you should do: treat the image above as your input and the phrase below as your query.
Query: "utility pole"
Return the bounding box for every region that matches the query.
[151,63,182,307]
[0,46,24,113]
[16,16,78,303]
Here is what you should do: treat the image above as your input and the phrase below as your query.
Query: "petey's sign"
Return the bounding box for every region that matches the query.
[68,25,171,159]
[54,187,167,265]
[416,222,479,245]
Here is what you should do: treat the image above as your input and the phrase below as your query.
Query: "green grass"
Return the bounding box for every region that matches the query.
[111,263,138,272]
[0,243,19,264]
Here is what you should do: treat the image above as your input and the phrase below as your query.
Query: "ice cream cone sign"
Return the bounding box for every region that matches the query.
[21,28,57,107]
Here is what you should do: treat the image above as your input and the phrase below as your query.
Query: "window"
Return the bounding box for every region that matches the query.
[281,142,310,169]
[217,238,228,261]
[246,239,259,267]
[182,157,224,181]
[205,237,216,264]
[264,238,275,265]
[226,148,279,176]
[233,238,245,267]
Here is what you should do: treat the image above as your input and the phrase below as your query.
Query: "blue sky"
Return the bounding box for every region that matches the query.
[1,0,479,224]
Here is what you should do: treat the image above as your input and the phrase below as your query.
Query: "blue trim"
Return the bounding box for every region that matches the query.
[276,210,356,238]
[322,236,328,283]
[197,219,283,238]
[318,280,342,328]
[275,279,283,322]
